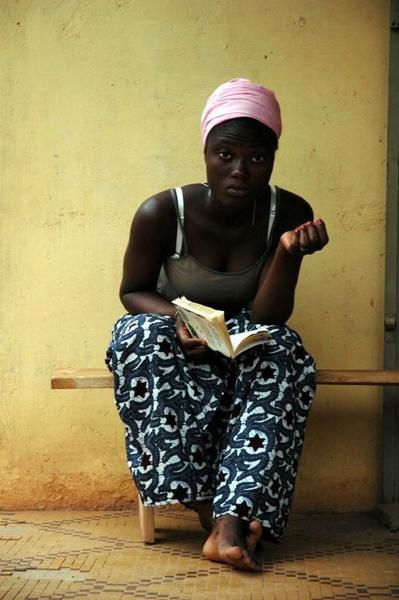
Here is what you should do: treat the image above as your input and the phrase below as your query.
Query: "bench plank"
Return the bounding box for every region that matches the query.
[51,369,114,389]
[51,368,399,389]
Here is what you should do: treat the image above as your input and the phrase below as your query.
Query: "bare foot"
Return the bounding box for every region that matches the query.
[192,501,213,532]
[202,515,262,572]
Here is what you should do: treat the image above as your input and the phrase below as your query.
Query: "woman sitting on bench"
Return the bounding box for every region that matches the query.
[106,78,329,571]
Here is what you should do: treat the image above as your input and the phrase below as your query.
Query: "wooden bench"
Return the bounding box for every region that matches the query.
[51,368,399,543]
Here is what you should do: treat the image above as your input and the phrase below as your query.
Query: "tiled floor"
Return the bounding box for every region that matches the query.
[0,508,398,599]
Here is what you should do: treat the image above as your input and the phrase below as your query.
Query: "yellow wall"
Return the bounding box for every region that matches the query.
[1,0,389,510]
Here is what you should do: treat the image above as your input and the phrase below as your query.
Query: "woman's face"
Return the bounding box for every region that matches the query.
[204,118,276,205]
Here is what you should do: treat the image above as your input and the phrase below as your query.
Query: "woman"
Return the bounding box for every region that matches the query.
[106,78,329,572]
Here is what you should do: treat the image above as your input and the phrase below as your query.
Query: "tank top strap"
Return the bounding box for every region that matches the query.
[171,183,279,258]
[170,187,185,257]
[267,184,278,243]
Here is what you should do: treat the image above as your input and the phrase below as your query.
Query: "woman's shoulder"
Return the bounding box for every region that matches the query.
[135,183,204,219]
[132,183,204,239]
[276,186,314,227]
[134,188,172,220]
[270,186,315,240]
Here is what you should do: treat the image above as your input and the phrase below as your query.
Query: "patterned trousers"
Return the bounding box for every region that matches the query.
[106,310,315,542]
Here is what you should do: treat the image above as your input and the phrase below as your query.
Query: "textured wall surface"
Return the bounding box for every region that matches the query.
[0,0,389,510]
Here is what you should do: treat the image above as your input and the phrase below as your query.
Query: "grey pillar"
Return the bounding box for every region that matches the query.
[377,0,399,531]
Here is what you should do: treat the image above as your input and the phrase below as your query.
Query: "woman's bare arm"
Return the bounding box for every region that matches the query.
[119,192,176,316]
[251,195,329,324]
[119,190,209,359]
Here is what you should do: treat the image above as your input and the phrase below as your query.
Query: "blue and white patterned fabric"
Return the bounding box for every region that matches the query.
[105,309,315,542]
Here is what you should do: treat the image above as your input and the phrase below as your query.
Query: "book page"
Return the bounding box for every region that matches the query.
[173,297,271,359]
[176,307,233,358]
[173,297,224,320]
[230,330,271,357]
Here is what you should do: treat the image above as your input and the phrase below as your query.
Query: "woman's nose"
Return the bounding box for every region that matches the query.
[231,159,248,178]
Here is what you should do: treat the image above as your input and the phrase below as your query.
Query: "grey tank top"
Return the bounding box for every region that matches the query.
[157,184,279,308]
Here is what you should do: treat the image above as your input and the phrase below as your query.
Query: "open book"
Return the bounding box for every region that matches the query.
[172,296,271,359]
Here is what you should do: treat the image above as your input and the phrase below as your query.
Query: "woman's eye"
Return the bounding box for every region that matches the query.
[252,154,265,163]
[218,151,231,160]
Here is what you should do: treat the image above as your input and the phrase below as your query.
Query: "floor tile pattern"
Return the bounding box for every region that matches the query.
[0,509,398,599]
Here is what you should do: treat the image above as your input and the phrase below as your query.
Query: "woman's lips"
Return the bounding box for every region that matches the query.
[226,186,250,197]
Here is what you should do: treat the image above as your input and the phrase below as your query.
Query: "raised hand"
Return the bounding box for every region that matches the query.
[280,219,329,256]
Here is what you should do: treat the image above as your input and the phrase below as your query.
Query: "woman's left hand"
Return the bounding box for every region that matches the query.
[280,218,329,256]
[175,316,209,361]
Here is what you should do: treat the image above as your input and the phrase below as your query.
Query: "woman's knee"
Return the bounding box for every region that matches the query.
[109,313,176,353]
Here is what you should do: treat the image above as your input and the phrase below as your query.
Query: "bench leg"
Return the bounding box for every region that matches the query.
[138,495,155,544]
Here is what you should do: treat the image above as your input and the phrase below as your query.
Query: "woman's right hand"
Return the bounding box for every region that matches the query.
[175,316,209,361]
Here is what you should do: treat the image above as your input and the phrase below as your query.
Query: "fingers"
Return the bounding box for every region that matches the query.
[175,316,209,360]
[315,218,329,246]
[294,219,329,254]
[185,345,210,360]
[182,337,209,360]
[176,318,207,345]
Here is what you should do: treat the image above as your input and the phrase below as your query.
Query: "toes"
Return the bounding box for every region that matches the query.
[203,516,263,572]
[246,520,262,554]
[225,546,244,562]
[225,547,261,572]
[248,519,262,535]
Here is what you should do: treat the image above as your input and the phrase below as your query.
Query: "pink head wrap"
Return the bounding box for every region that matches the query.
[200,78,282,145]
